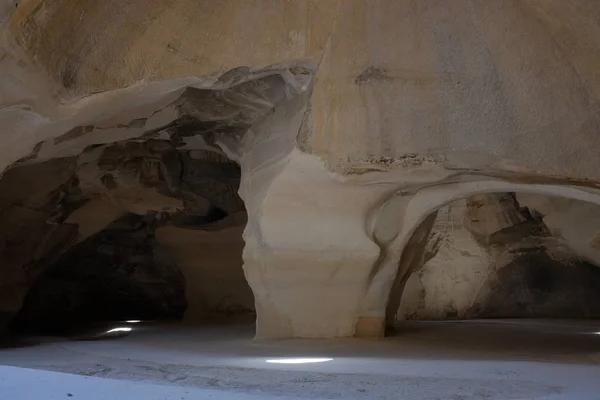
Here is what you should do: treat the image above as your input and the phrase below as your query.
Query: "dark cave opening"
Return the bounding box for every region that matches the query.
[3,139,255,336]
[11,213,188,334]
[0,68,304,338]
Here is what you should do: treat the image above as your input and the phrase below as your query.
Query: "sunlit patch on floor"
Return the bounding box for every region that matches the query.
[265,358,333,364]
[106,327,132,334]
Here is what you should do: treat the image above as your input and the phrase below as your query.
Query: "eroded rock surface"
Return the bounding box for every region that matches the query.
[12,213,187,333]
[1,1,600,338]
[0,158,81,327]
[397,194,600,322]
[1,136,254,331]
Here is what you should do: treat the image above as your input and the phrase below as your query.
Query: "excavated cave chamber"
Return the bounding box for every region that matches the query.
[0,64,313,335]
[5,140,253,335]
[391,192,600,327]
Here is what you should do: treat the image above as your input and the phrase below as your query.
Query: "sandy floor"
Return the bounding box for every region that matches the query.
[1,319,599,399]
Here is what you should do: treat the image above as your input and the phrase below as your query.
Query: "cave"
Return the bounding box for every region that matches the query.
[2,1,600,398]
[0,68,311,336]
[391,192,600,327]
[3,139,254,335]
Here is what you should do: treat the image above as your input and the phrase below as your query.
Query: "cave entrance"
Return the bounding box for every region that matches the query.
[0,64,311,340]
[4,140,255,336]
[388,192,600,332]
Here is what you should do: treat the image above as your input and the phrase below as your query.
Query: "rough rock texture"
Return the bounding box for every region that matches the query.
[398,199,491,321]
[156,215,255,322]
[0,135,253,330]
[517,193,600,266]
[397,194,600,322]
[0,158,81,330]
[1,1,600,338]
[12,213,187,333]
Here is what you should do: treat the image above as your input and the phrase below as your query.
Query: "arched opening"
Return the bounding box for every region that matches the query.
[0,63,313,339]
[388,191,600,331]
[3,140,253,336]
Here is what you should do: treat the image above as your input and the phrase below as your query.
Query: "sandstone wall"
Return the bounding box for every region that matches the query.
[156,216,255,322]
[398,194,600,322]
[1,1,600,338]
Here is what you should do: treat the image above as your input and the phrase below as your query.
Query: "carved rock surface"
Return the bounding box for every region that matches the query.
[1,1,600,338]
[398,194,600,321]
[2,137,252,331]
[12,214,187,333]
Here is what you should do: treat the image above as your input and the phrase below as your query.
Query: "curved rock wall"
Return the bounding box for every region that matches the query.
[0,158,80,329]
[12,213,187,333]
[0,135,256,331]
[1,1,600,338]
[156,216,255,322]
[4,1,599,180]
[397,194,600,322]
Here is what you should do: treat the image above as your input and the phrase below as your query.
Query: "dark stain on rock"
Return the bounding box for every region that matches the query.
[217,66,251,84]
[296,102,313,153]
[100,173,117,190]
[355,67,395,85]
[15,141,44,163]
[54,125,95,145]
[479,251,600,318]
[355,66,436,86]
[61,62,78,89]
[489,220,550,245]
[117,118,147,129]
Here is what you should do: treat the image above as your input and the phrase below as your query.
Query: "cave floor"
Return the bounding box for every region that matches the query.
[1,319,599,399]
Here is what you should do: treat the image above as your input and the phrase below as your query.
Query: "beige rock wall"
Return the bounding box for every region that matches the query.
[397,194,600,321]
[398,200,490,321]
[1,1,600,338]
[2,1,599,178]
[156,218,255,322]
[517,194,600,266]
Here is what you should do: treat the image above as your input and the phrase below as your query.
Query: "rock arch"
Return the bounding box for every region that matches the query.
[360,177,600,337]
[0,63,315,334]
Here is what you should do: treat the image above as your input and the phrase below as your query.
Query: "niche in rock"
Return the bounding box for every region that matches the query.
[9,140,255,333]
[395,192,600,324]
[2,65,310,334]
